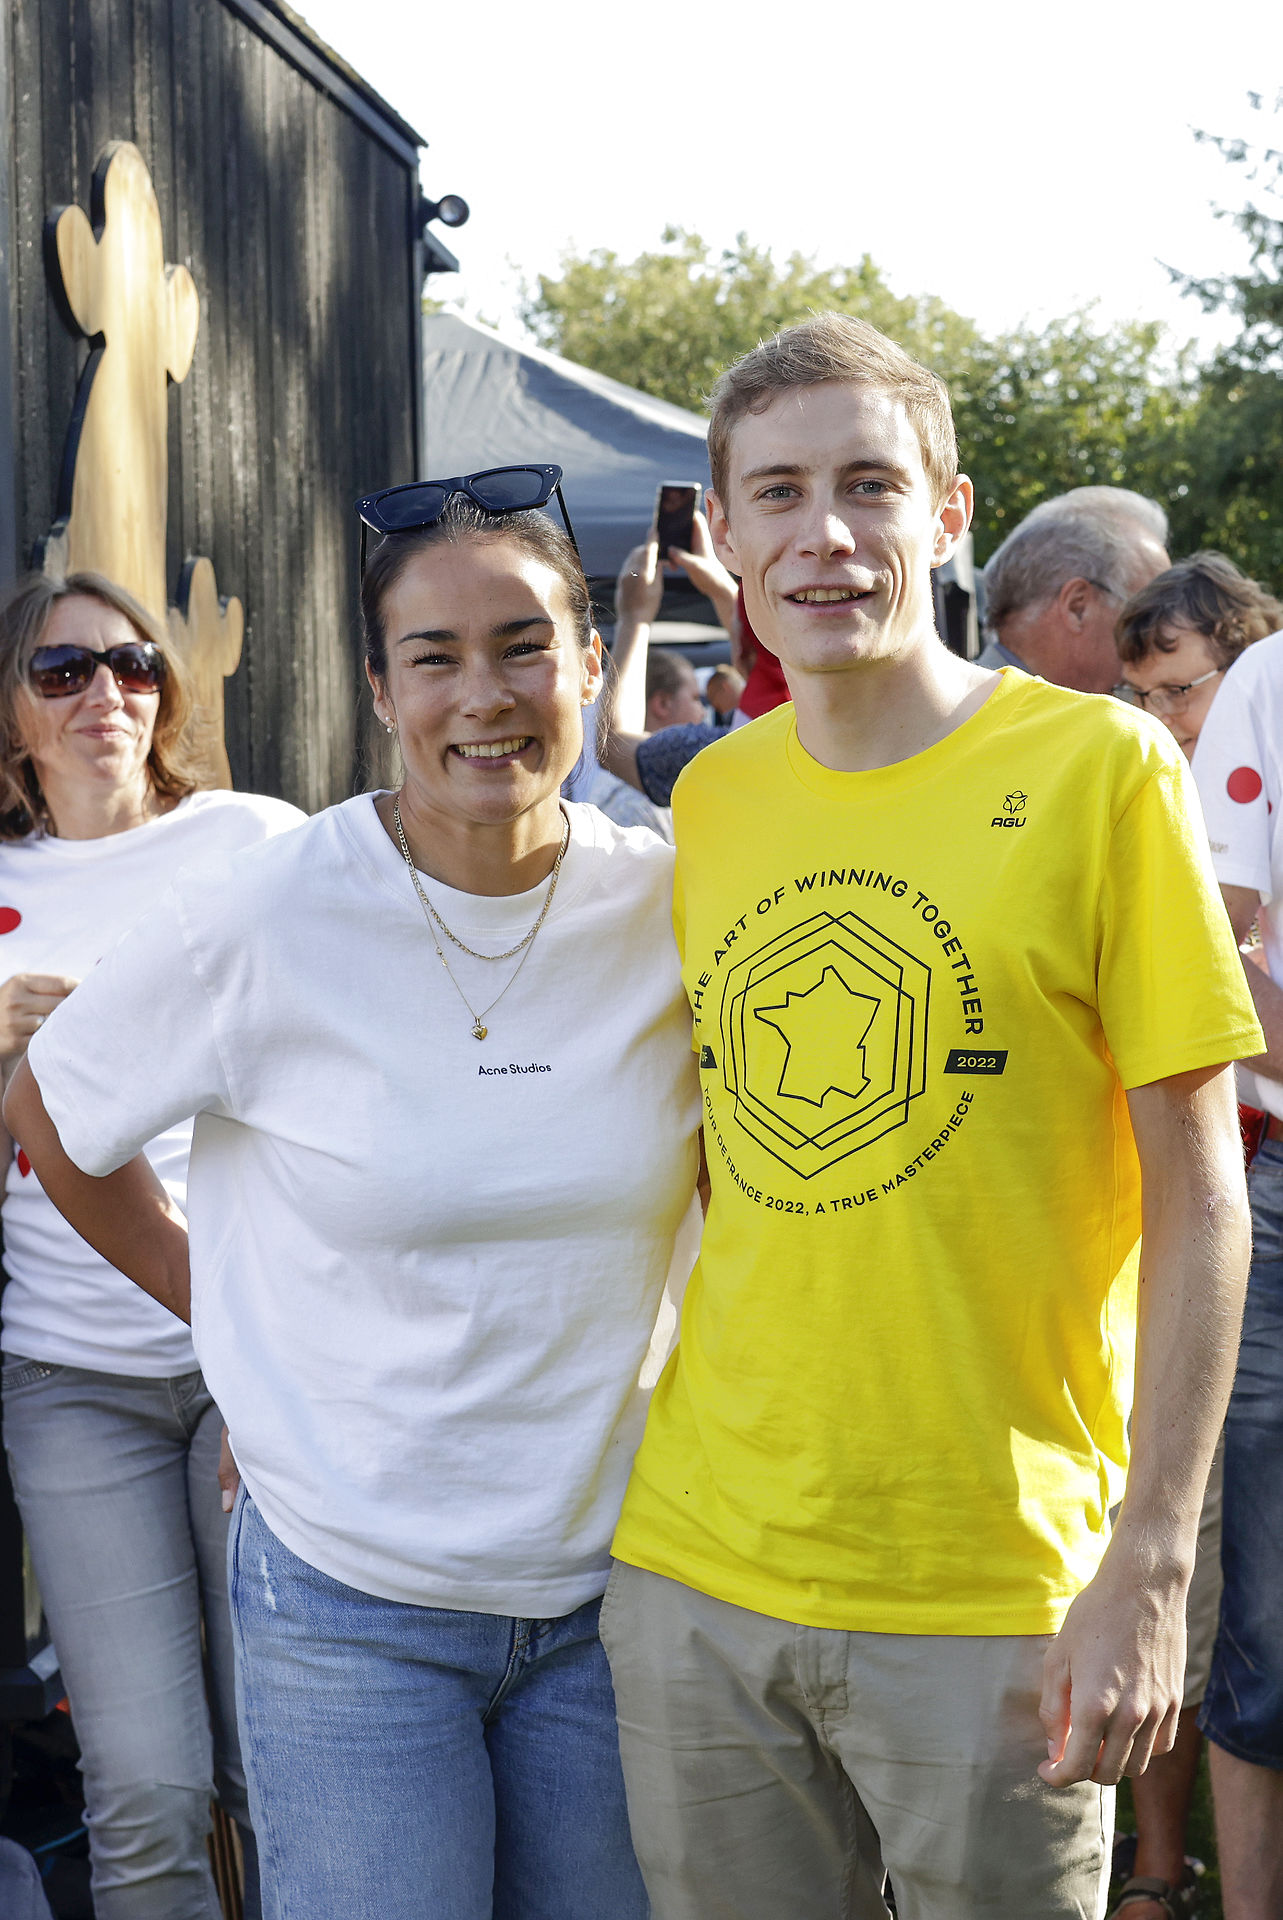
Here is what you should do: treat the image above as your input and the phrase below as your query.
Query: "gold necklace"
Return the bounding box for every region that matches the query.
[391,803,570,1040]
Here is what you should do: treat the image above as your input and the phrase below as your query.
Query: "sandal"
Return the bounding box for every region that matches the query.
[1107,1868,1200,1918]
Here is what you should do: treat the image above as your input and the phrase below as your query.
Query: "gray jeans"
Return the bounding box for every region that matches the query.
[0,1837,55,1919]
[601,1561,1112,1920]
[2,1355,257,1920]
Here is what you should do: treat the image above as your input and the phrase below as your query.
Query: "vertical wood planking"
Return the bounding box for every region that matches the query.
[5,0,425,806]
[0,2,19,584]
[214,4,254,783]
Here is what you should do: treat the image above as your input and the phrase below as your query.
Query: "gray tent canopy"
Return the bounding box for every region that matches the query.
[421,313,711,588]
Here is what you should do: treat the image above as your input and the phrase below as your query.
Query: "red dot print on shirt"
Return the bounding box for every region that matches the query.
[0,907,21,934]
[16,1150,30,1178]
[1227,766,1264,804]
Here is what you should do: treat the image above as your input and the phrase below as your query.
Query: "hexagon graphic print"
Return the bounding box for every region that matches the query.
[718,910,932,1179]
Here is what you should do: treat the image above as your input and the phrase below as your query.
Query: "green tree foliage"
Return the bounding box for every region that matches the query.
[522,229,1201,563]
[520,227,979,420]
[1164,91,1283,585]
[952,317,1200,560]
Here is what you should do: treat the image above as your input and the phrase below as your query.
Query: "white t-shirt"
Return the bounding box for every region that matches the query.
[1192,627,1283,1117]
[28,795,701,1614]
[1,789,306,1374]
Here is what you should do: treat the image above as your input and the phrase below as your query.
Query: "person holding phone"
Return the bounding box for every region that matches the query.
[0,570,305,1920]
[654,482,702,564]
[4,475,701,1920]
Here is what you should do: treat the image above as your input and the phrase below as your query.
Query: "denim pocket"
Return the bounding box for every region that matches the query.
[0,1356,61,1393]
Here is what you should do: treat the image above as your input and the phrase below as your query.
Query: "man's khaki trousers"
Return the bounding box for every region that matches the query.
[600,1562,1113,1920]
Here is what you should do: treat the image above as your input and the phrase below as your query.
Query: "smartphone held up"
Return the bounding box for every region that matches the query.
[655,482,700,566]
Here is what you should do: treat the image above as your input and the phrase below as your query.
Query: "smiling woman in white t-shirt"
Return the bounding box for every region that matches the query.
[0,570,304,1920]
[5,488,702,1920]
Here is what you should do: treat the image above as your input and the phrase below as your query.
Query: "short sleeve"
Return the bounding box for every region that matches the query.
[1191,665,1275,899]
[26,885,230,1176]
[1096,749,1263,1088]
[672,855,686,964]
[635,724,720,809]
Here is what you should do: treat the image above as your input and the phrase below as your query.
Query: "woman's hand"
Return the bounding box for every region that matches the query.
[0,973,79,1059]
[219,1425,241,1514]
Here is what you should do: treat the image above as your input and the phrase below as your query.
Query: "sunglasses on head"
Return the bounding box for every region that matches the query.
[354,465,580,575]
[28,641,167,700]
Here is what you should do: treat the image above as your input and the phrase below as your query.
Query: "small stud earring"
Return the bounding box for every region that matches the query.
[385,722,396,735]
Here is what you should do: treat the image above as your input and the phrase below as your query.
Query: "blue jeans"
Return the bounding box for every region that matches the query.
[1,1355,258,1920]
[1201,1135,1283,1768]
[229,1492,648,1920]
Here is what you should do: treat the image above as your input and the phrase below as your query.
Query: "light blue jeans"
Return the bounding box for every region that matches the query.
[1,1355,258,1920]
[229,1490,648,1920]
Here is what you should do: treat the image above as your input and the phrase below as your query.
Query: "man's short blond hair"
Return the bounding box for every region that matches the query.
[707,313,959,509]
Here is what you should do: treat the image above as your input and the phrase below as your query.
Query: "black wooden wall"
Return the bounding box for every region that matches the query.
[0,0,426,810]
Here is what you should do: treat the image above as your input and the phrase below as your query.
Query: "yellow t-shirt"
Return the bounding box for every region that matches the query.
[614,670,1264,1634]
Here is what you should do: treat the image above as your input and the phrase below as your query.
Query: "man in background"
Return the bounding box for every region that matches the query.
[644,650,708,733]
[704,664,746,727]
[978,487,1170,689]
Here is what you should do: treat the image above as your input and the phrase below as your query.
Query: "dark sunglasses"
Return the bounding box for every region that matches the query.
[28,641,167,700]
[354,465,580,574]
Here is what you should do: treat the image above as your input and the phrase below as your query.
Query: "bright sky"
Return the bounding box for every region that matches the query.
[301,0,1277,363]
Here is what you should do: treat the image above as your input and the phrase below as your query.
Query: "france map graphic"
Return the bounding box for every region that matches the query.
[717,909,932,1180]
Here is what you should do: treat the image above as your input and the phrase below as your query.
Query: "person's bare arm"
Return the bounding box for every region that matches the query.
[1222,883,1283,1083]
[1039,1060,1249,1787]
[602,512,741,791]
[601,536,663,791]
[2,1055,191,1322]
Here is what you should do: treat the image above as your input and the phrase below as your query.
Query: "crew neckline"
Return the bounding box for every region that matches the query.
[9,792,201,858]
[347,792,597,934]
[783,668,1027,800]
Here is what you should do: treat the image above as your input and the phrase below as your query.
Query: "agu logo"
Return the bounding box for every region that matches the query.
[717,910,931,1179]
[991,791,1027,829]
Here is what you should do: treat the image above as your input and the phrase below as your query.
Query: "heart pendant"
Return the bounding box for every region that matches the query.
[472,1021,487,1040]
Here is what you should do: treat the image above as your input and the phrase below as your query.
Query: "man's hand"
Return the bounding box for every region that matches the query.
[0,973,78,1060]
[1039,1539,1185,1785]
[615,535,663,625]
[1040,1061,1247,1788]
[667,511,739,632]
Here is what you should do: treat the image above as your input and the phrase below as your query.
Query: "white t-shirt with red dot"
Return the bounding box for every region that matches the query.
[1,789,306,1373]
[1192,626,1283,1119]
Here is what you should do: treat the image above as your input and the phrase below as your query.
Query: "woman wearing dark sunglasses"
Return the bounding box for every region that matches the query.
[5,484,701,1919]
[0,570,304,1920]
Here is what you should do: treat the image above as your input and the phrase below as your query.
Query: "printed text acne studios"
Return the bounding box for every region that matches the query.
[478,1062,553,1076]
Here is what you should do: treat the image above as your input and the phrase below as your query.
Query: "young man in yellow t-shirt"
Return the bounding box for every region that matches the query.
[601,315,1263,1919]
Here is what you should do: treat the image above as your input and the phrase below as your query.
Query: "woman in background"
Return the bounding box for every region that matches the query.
[1114,550,1282,761]
[0,571,303,1920]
